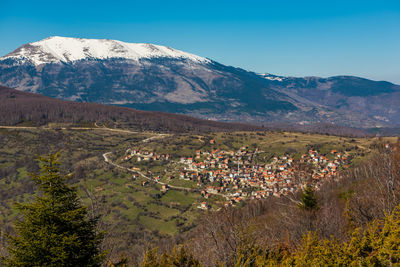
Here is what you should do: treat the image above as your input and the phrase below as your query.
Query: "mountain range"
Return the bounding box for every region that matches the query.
[1,36,399,129]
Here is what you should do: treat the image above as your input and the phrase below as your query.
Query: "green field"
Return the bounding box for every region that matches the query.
[0,125,396,256]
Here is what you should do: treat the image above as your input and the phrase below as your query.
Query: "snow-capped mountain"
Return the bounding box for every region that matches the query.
[3,36,209,65]
[258,73,286,82]
[1,36,400,128]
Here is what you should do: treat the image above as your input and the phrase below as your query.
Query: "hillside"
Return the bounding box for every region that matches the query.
[1,37,400,128]
[0,85,371,136]
[0,85,263,133]
[0,125,394,263]
[262,74,400,127]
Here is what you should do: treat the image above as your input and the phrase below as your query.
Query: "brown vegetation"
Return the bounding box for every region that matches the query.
[181,142,400,266]
[0,85,263,133]
[0,85,369,136]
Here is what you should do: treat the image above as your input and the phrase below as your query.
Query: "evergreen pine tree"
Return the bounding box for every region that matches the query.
[299,184,318,211]
[2,153,106,267]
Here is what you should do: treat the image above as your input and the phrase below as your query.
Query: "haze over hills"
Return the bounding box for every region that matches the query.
[1,36,400,128]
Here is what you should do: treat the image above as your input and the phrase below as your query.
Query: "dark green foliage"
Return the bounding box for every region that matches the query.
[2,153,106,267]
[298,184,318,211]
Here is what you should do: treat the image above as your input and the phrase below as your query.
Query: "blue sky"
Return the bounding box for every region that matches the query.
[1,0,399,83]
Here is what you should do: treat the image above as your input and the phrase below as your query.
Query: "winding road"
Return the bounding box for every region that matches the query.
[0,124,229,199]
[102,151,196,192]
[102,133,230,199]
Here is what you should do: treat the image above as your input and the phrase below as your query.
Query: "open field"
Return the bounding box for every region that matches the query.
[0,125,397,256]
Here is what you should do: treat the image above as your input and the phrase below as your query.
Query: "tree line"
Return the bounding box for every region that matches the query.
[0,85,370,137]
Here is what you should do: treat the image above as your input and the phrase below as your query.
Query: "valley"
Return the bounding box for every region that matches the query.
[0,123,396,260]
[1,1,399,265]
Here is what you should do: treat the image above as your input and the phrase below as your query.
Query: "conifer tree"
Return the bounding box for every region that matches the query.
[2,153,106,267]
[299,184,318,211]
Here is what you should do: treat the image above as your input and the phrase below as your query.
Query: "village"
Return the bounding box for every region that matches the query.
[122,142,351,209]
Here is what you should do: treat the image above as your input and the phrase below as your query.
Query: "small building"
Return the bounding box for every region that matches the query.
[161,184,169,192]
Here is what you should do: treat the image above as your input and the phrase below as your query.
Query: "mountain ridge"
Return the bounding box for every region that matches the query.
[1,36,400,129]
[2,36,210,65]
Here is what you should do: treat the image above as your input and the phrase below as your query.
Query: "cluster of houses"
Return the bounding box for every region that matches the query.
[300,149,348,181]
[124,148,170,162]
[179,147,350,207]
[124,145,351,208]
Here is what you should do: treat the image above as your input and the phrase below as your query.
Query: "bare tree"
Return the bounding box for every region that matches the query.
[346,143,400,227]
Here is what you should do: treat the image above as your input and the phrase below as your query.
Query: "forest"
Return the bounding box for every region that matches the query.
[0,85,370,137]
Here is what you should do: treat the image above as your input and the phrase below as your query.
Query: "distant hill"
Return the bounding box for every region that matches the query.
[0,85,371,137]
[1,37,399,128]
[0,85,263,133]
[260,74,400,127]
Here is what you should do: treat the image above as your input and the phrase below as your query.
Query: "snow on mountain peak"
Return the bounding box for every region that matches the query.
[259,73,285,82]
[2,36,210,65]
